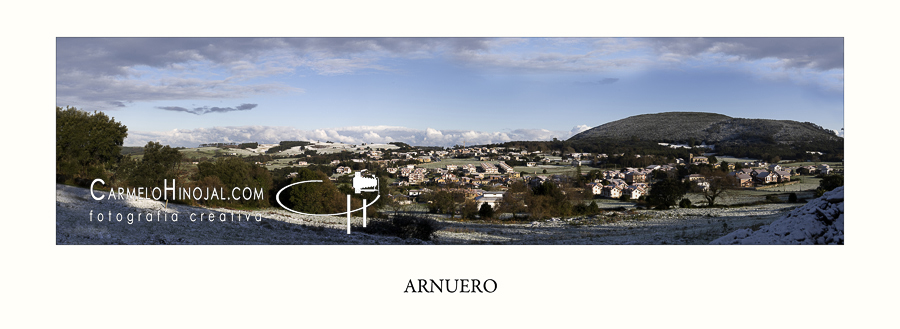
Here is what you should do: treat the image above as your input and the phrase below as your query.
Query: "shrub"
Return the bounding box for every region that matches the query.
[788,193,798,203]
[819,174,844,192]
[357,214,439,241]
[479,203,494,219]
[679,198,692,208]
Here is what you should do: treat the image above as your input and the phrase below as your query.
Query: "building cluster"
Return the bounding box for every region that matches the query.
[226,140,840,210]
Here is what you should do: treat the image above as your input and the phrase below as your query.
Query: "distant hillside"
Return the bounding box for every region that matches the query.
[569,112,842,144]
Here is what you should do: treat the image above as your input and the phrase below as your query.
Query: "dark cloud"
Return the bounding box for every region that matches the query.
[157,106,195,114]
[650,37,843,70]
[56,38,282,77]
[156,103,258,115]
[235,103,257,111]
[56,38,491,78]
[108,101,127,107]
[56,38,485,111]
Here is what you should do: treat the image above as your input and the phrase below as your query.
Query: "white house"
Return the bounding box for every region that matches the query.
[623,186,645,199]
[586,183,603,195]
[601,185,622,199]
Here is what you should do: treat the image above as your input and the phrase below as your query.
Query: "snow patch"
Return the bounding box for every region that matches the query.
[710,187,844,245]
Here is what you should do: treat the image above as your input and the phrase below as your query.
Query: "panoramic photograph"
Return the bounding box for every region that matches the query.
[55,37,844,245]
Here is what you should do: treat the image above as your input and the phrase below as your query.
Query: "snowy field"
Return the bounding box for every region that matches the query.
[56,183,842,245]
[56,184,426,245]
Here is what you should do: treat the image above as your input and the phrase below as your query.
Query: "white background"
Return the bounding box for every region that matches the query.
[4,1,894,328]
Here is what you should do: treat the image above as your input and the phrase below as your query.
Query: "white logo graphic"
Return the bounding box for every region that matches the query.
[275,172,380,234]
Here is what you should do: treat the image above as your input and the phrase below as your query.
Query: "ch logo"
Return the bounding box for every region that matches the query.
[275,172,380,234]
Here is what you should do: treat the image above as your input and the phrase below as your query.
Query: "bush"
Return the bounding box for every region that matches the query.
[819,174,843,192]
[765,195,781,203]
[679,198,692,208]
[788,193,798,203]
[647,178,690,209]
[357,214,439,241]
[479,203,494,219]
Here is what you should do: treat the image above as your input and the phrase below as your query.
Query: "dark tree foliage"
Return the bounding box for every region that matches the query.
[527,181,572,218]
[126,141,183,188]
[647,178,691,210]
[716,139,843,162]
[479,202,494,219]
[356,214,438,241]
[815,174,844,197]
[498,182,528,219]
[585,169,604,183]
[461,201,479,219]
[244,154,274,163]
[493,132,843,164]
[424,190,465,215]
[573,201,601,216]
[276,167,343,214]
[388,142,414,151]
[819,174,844,191]
[195,157,273,208]
[266,141,312,154]
[56,106,128,184]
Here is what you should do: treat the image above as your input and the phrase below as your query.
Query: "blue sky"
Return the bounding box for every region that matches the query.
[56,37,844,147]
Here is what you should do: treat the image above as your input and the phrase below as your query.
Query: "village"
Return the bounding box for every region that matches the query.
[205,141,842,214]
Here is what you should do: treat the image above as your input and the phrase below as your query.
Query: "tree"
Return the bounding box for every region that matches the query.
[815,174,843,197]
[479,203,494,219]
[426,190,461,215]
[700,169,738,207]
[56,106,128,183]
[527,181,572,218]
[819,174,844,191]
[284,168,343,214]
[718,161,729,172]
[647,178,690,210]
[498,182,528,219]
[461,200,479,219]
[584,169,600,182]
[128,141,183,188]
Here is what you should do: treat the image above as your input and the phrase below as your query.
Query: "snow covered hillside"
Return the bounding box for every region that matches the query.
[711,187,844,245]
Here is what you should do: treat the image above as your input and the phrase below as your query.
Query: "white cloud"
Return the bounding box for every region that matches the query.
[125,125,591,148]
[571,125,591,134]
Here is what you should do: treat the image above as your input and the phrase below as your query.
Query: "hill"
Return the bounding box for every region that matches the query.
[569,112,842,144]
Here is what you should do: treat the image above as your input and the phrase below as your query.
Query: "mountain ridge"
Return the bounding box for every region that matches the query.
[568,111,842,144]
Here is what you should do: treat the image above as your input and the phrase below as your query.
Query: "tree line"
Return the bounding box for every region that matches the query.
[56,107,393,216]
